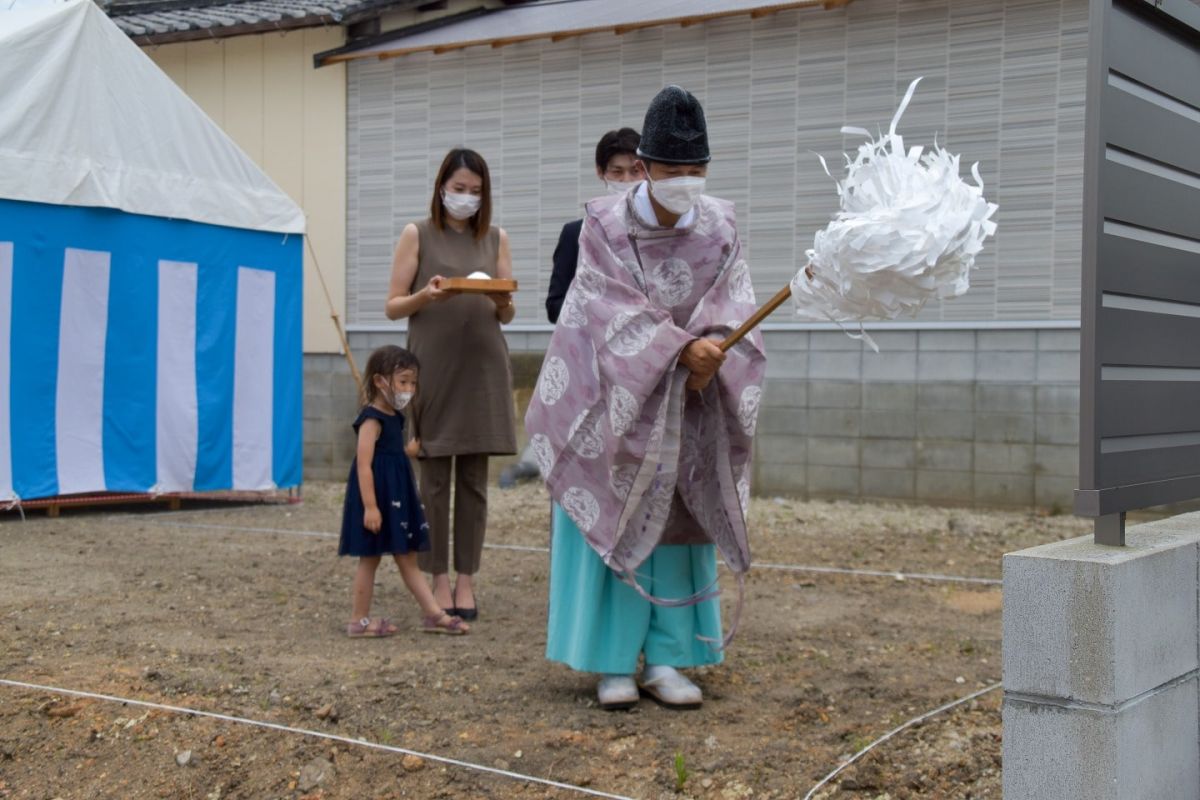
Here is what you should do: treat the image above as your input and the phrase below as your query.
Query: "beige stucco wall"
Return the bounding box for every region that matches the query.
[144,29,347,354]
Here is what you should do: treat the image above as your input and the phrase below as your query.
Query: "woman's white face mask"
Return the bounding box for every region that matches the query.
[442,191,481,220]
[605,179,640,196]
[648,175,706,215]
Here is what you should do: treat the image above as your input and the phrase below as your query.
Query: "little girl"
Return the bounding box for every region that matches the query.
[339,345,469,636]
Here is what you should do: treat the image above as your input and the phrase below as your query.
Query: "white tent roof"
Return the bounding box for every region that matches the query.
[0,0,305,234]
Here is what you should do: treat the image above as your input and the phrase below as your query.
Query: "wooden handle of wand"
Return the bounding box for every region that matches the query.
[719,285,793,352]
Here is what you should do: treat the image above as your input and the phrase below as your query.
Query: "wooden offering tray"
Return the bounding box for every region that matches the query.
[441,277,518,294]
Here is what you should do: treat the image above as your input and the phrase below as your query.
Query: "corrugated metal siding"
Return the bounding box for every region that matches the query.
[347,0,1088,327]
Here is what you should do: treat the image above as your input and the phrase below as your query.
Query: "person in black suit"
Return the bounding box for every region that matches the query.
[545,128,643,323]
[501,129,645,490]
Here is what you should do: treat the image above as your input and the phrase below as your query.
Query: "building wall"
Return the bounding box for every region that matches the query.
[321,0,1091,506]
[346,0,1088,327]
[145,29,348,355]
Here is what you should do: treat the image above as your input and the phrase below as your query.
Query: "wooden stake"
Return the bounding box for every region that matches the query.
[304,237,363,395]
[720,285,792,352]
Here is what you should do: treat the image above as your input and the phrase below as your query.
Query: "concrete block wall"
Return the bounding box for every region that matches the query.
[303,352,362,482]
[304,329,553,482]
[753,327,1080,507]
[303,326,1080,508]
[1002,516,1200,798]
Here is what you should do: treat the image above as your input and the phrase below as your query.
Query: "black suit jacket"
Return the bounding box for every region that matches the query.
[545,218,583,323]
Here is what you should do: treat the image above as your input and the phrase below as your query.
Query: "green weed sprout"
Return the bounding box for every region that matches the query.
[674,752,689,792]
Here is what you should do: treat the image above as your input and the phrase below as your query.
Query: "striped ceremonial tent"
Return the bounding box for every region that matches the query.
[0,0,306,503]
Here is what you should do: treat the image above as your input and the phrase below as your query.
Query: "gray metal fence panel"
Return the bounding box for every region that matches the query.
[1099,382,1200,437]
[1099,231,1200,302]
[1075,0,1200,544]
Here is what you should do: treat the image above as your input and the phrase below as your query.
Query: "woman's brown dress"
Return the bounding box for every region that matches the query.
[406,219,517,457]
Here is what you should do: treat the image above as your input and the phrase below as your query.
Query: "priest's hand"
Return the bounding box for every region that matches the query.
[680,338,725,391]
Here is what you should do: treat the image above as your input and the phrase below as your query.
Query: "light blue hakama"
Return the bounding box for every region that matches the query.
[545,504,724,675]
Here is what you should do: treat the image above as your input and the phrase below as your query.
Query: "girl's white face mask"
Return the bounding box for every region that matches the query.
[442,191,481,220]
[392,391,413,411]
[648,175,705,215]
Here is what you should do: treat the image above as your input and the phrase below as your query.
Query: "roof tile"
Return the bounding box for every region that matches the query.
[105,0,418,40]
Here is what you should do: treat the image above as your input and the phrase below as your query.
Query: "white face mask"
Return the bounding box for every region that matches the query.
[648,175,706,215]
[442,191,480,220]
[605,179,640,196]
[392,391,413,411]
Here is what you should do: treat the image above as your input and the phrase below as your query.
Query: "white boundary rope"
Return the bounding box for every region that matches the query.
[106,503,284,520]
[801,682,1002,800]
[0,678,636,800]
[753,561,1000,586]
[147,521,339,539]
[141,520,1000,586]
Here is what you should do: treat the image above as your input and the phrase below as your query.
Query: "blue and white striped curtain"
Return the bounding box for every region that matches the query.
[0,199,303,502]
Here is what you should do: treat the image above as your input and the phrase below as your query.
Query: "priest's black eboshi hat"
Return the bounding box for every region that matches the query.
[636,85,711,165]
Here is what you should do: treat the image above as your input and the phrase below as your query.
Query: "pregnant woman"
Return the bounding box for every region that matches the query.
[384,147,518,622]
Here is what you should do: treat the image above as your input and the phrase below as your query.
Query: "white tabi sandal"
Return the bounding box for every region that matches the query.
[597,675,639,710]
[639,665,702,709]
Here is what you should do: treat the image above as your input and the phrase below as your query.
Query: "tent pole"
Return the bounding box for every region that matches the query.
[304,237,363,395]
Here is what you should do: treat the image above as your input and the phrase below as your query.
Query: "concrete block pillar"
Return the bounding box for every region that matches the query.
[1002,516,1200,799]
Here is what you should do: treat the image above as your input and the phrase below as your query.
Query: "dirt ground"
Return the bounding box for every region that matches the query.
[0,480,1091,800]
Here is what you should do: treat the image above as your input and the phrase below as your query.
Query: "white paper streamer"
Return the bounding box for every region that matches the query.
[792,78,998,349]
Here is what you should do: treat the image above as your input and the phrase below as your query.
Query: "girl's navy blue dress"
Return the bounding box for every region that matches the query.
[339,406,430,557]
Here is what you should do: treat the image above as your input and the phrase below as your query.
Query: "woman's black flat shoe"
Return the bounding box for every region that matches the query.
[453,587,478,621]
[452,605,478,621]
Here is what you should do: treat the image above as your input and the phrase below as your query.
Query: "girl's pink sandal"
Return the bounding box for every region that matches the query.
[421,613,468,635]
[346,617,397,638]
